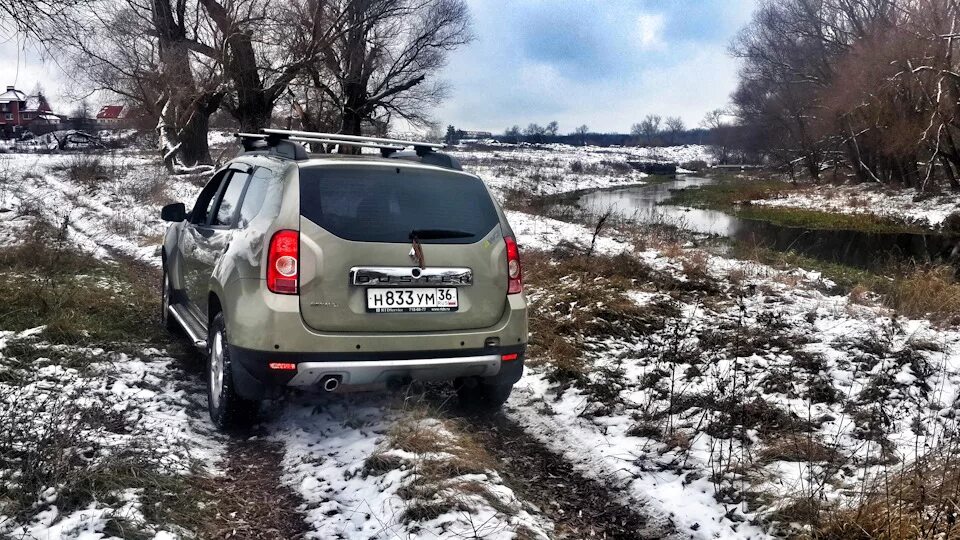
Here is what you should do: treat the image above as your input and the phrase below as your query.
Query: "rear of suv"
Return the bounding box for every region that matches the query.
[160,131,527,429]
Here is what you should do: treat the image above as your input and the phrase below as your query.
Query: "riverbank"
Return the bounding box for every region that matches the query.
[663,175,936,234]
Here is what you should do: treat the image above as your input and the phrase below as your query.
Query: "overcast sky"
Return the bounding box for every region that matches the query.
[0,0,757,133]
[435,0,757,134]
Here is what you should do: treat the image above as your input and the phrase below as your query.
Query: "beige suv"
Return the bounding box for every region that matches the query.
[160,130,527,429]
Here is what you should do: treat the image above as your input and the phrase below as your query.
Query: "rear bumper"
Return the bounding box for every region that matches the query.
[222,278,528,355]
[229,344,525,400]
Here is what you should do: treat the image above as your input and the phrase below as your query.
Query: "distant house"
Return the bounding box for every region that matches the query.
[96,105,125,126]
[0,86,60,137]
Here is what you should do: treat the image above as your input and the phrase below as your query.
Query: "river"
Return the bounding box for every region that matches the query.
[576,176,957,269]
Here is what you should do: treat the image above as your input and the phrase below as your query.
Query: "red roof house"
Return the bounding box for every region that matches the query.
[96,105,124,124]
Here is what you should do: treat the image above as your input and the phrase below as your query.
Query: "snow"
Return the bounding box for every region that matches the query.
[3,142,959,538]
[269,396,551,539]
[0,329,222,539]
[751,183,960,228]
[0,153,202,264]
[496,207,960,537]
[450,143,714,199]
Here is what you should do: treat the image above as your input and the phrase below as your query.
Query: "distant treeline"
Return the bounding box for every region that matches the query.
[484,130,712,147]
[732,0,960,190]
[444,115,722,149]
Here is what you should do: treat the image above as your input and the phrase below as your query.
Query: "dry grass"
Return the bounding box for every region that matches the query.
[523,250,678,384]
[757,433,842,465]
[848,284,873,305]
[54,154,112,191]
[0,218,163,344]
[815,455,960,539]
[364,403,506,524]
[117,165,172,205]
[880,265,960,324]
[680,250,710,280]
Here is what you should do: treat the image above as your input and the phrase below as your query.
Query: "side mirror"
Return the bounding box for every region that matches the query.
[161,202,187,222]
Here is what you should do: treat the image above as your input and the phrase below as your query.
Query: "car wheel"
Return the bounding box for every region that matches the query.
[207,313,259,430]
[160,265,181,334]
[455,380,513,413]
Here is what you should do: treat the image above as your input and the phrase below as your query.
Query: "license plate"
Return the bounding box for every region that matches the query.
[366,288,459,313]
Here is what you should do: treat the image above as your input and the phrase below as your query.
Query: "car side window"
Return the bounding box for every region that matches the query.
[237,167,274,228]
[190,170,231,225]
[212,170,249,227]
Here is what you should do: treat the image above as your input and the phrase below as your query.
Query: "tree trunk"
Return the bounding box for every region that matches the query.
[227,33,274,132]
[178,110,213,166]
[940,154,960,190]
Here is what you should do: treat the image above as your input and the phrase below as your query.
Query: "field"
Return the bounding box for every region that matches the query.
[2,141,960,539]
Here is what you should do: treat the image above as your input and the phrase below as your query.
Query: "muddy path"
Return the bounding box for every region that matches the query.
[137,254,668,539]
[446,404,677,540]
[167,341,312,539]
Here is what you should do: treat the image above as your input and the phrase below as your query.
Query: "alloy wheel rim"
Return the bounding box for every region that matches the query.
[161,274,169,320]
[210,331,224,409]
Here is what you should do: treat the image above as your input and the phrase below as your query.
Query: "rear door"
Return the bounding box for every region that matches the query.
[297,164,508,333]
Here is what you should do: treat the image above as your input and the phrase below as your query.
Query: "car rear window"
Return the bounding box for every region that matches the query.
[298,166,499,244]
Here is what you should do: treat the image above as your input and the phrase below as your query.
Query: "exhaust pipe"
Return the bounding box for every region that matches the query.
[320,375,342,392]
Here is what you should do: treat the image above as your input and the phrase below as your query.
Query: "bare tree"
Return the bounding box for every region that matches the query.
[545,120,559,137]
[51,0,226,168]
[574,124,589,146]
[0,0,89,38]
[505,124,521,143]
[184,0,350,132]
[701,108,735,164]
[664,116,685,145]
[309,0,473,142]
[634,114,661,146]
[524,122,546,143]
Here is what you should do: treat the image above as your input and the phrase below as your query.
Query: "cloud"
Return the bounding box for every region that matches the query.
[635,13,665,50]
[434,0,759,133]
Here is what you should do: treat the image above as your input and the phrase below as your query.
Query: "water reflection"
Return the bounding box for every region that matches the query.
[578,177,743,236]
[576,177,957,269]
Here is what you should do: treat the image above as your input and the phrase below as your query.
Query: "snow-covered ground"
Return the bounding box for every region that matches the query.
[500,210,960,537]
[449,143,714,199]
[0,153,199,262]
[2,143,959,538]
[271,396,551,539]
[0,330,222,539]
[751,182,960,229]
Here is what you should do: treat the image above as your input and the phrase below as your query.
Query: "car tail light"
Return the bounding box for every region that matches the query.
[268,362,297,371]
[504,236,522,294]
[501,353,519,361]
[267,230,299,294]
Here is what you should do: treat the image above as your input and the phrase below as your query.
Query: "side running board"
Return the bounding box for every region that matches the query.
[167,304,207,349]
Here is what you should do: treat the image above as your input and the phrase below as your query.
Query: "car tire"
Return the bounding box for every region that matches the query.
[455,380,514,413]
[160,265,181,334]
[207,313,259,430]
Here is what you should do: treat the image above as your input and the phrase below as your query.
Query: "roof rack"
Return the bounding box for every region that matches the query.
[236,129,443,157]
[234,129,461,170]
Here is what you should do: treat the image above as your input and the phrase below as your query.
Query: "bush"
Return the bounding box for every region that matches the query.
[62,154,111,190]
[881,264,960,323]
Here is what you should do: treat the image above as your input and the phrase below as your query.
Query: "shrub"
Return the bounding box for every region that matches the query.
[62,154,111,191]
[881,264,960,323]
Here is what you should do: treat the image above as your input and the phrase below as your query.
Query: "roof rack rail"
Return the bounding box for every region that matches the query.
[237,129,442,157]
[234,129,461,170]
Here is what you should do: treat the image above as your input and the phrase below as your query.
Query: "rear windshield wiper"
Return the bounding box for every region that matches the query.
[409,228,474,239]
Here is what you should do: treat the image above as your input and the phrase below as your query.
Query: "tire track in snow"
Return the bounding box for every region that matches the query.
[169,346,312,539]
[453,410,678,539]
